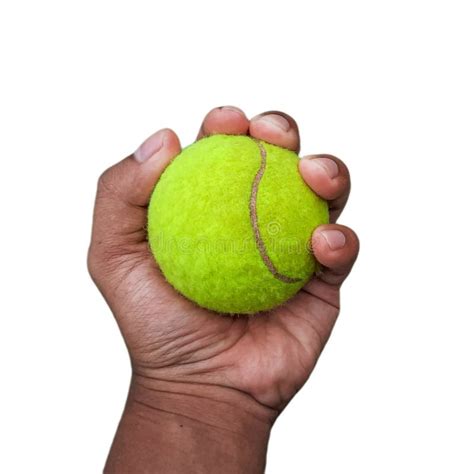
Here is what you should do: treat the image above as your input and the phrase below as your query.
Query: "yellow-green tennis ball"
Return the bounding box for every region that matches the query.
[148,134,329,314]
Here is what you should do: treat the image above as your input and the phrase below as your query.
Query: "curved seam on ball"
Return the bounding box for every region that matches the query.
[249,139,302,284]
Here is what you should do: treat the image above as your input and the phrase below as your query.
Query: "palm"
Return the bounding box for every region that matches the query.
[112,252,339,410]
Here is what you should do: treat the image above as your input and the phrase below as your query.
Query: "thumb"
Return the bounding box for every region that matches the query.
[88,128,181,267]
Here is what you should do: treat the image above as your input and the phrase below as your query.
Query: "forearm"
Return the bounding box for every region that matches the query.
[105,376,275,474]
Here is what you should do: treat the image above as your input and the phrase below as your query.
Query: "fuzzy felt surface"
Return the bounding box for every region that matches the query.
[147,134,329,314]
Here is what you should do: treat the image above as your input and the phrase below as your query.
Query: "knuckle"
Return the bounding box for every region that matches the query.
[88,239,123,274]
[86,241,119,282]
[87,237,146,282]
[87,244,101,282]
[97,165,119,197]
[95,158,135,204]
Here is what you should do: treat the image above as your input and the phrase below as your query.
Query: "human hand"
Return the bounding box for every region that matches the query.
[88,107,359,473]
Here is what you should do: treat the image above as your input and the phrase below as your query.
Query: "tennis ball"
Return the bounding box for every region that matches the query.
[148,134,329,314]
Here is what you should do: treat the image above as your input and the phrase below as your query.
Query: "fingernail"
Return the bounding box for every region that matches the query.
[320,230,346,250]
[220,106,245,117]
[309,157,339,179]
[134,130,166,162]
[257,114,290,132]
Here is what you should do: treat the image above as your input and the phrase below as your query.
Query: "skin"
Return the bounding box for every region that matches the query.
[88,106,359,473]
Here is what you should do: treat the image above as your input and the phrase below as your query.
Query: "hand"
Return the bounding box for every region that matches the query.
[88,106,359,473]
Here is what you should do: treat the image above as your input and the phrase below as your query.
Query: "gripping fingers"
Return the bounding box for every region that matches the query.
[311,224,359,287]
[299,154,351,222]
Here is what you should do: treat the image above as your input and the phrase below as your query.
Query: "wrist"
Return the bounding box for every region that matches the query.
[105,374,276,473]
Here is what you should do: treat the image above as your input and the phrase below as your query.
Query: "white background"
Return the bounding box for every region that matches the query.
[1,1,473,473]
